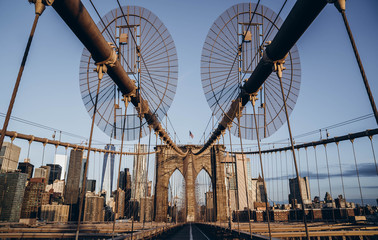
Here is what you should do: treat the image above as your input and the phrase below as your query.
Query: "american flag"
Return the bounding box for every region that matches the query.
[189,131,194,139]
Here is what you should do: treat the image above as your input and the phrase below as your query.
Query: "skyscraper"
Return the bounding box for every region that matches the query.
[131,144,148,201]
[223,154,253,210]
[289,176,311,205]
[46,164,62,184]
[0,172,27,222]
[101,144,115,203]
[21,178,47,219]
[54,154,67,180]
[18,159,34,180]
[0,142,21,172]
[64,149,84,205]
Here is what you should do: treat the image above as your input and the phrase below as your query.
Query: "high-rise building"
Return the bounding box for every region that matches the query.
[223,154,253,210]
[54,154,67,180]
[64,149,84,205]
[252,175,267,203]
[0,172,27,222]
[0,142,21,172]
[86,179,96,192]
[46,164,62,184]
[18,159,34,180]
[21,178,47,219]
[289,176,311,205]
[131,144,148,202]
[101,144,115,203]
[79,157,87,191]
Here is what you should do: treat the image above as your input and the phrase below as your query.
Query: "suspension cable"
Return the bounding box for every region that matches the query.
[237,113,252,238]
[112,96,129,239]
[0,4,45,150]
[277,65,310,240]
[313,146,321,198]
[228,126,240,234]
[75,75,102,240]
[143,126,152,229]
[335,142,346,200]
[251,95,272,240]
[323,144,335,221]
[368,136,378,175]
[131,116,143,239]
[337,2,378,124]
[350,139,364,206]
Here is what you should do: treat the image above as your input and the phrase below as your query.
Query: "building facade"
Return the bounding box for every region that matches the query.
[21,178,47,219]
[46,164,62,184]
[0,142,21,172]
[289,176,311,205]
[64,149,84,205]
[101,144,115,204]
[18,160,34,180]
[0,172,27,222]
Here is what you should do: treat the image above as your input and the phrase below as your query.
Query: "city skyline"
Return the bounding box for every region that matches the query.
[0,0,377,205]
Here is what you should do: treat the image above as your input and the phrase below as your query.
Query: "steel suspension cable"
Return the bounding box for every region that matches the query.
[0,8,43,150]
[313,146,321,198]
[368,136,378,175]
[236,114,252,238]
[350,139,364,206]
[143,126,152,229]
[228,127,240,234]
[335,142,346,200]
[75,75,102,240]
[131,116,143,239]
[277,70,309,240]
[337,4,378,124]
[251,96,272,240]
[112,98,128,239]
[323,144,335,221]
[305,147,311,194]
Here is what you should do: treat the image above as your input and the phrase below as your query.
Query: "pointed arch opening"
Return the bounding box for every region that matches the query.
[195,168,214,222]
[167,168,186,223]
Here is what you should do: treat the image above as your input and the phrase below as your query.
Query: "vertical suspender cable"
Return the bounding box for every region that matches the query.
[313,146,321,198]
[131,116,143,239]
[350,139,364,206]
[323,144,335,221]
[335,142,346,200]
[277,71,309,240]
[228,127,240,235]
[368,136,378,175]
[143,127,152,229]
[75,77,102,240]
[237,114,252,238]
[0,7,43,149]
[305,148,311,191]
[112,99,128,239]
[251,97,272,240]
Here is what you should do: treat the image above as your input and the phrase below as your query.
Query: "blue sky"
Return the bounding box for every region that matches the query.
[0,0,377,202]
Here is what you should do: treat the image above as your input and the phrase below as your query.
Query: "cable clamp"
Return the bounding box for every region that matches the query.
[272,54,287,79]
[94,42,118,80]
[28,0,54,15]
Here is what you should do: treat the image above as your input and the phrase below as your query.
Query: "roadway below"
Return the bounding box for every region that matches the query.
[165,223,212,240]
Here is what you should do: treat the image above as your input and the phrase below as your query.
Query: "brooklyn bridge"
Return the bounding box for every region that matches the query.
[0,0,377,239]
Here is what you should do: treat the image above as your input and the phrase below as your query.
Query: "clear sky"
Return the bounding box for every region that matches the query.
[0,0,377,203]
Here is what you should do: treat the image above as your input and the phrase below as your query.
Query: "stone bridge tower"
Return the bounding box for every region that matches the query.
[153,144,227,222]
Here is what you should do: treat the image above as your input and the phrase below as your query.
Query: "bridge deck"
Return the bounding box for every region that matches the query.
[0,221,377,239]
